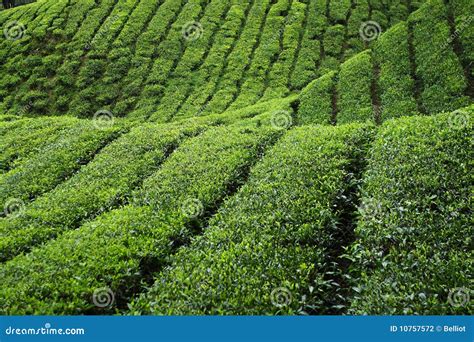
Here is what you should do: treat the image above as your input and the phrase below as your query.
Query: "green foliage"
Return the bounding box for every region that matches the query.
[323,24,345,57]
[204,0,272,115]
[229,0,292,110]
[262,0,306,101]
[451,0,474,80]
[0,116,79,172]
[329,0,351,23]
[409,0,469,113]
[170,1,250,121]
[298,71,336,125]
[289,0,324,90]
[337,50,374,124]
[349,106,473,314]
[148,0,233,122]
[0,120,125,215]
[0,115,285,314]
[374,22,418,120]
[131,123,374,315]
[0,121,204,262]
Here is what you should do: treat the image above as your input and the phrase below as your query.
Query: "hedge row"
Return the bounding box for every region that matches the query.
[148,0,233,122]
[349,106,473,314]
[129,0,209,120]
[0,121,205,262]
[374,21,418,120]
[261,0,307,101]
[409,0,469,113]
[450,0,473,81]
[48,0,120,115]
[68,0,143,117]
[323,24,345,58]
[289,0,324,90]
[298,71,336,125]
[10,0,93,113]
[228,0,293,111]
[329,0,351,23]
[131,123,375,315]
[86,0,163,114]
[1,0,73,113]
[110,0,187,117]
[0,116,79,172]
[173,1,252,121]
[203,0,272,115]
[296,0,474,126]
[337,50,374,124]
[0,114,287,314]
[345,0,369,57]
[0,0,53,59]
[0,120,125,216]
[0,0,60,106]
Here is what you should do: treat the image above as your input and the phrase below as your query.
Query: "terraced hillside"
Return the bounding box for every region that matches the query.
[0,0,472,315]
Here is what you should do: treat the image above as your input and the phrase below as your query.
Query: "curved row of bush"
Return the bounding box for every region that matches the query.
[0,112,289,314]
[0,116,80,172]
[110,0,187,117]
[261,0,307,101]
[172,0,253,121]
[131,123,375,315]
[0,121,205,262]
[148,0,234,122]
[1,0,73,112]
[0,120,125,216]
[129,0,209,120]
[74,0,162,114]
[298,0,471,125]
[349,105,473,314]
[201,0,273,116]
[67,0,145,117]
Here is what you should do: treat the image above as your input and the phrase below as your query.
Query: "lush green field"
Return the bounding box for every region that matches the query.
[0,0,472,315]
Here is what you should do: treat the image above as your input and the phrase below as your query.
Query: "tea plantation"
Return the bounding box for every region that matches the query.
[0,0,472,315]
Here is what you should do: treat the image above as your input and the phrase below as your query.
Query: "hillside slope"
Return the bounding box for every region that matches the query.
[0,0,472,315]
